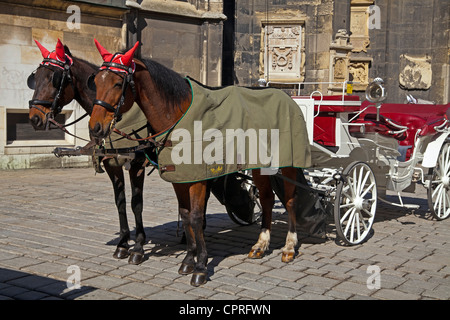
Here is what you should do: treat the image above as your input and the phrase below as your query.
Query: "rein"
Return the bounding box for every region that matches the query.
[48,117,91,142]
[112,122,175,149]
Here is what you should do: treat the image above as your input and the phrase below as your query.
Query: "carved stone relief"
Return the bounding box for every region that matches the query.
[333,58,347,80]
[348,60,371,90]
[399,54,432,90]
[260,22,305,82]
[350,0,373,53]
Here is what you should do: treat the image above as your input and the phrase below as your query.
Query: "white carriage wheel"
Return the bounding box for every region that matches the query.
[427,142,450,220]
[334,161,377,245]
[225,172,262,225]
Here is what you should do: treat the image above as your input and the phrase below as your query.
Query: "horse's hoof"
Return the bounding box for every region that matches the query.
[113,247,129,259]
[248,248,265,259]
[281,252,295,263]
[128,251,144,265]
[190,272,207,287]
[178,263,194,275]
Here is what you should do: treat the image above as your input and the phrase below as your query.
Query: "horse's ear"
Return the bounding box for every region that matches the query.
[34,39,50,58]
[94,39,113,62]
[64,45,72,57]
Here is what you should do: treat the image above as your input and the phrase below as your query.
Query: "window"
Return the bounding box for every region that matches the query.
[7,112,66,144]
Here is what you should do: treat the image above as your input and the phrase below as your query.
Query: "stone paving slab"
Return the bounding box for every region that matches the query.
[0,168,449,301]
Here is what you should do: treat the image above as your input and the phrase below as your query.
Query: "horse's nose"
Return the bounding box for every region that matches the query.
[90,122,105,138]
[30,115,43,129]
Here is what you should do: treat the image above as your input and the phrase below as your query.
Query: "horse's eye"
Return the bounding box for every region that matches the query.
[114,82,123,88]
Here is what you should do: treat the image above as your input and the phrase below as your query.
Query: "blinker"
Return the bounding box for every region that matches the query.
[87,74,96,91]
[27,72,36,89]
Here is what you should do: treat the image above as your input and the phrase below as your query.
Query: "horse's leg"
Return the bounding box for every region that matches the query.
[179,183,209,244]
[127,161,146,265]
[174,183,195,275]
[188,182,209,286]
[248,169,274,259]
[104,161,130,259]
[280,167,298,263]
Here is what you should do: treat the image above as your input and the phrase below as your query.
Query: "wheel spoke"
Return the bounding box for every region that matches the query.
[360,182,376,198]
[357,167,364,195]
[348,176,356,199]
[362,207,373,218]
[359,212,369,231]
[436,190,443,216]
[339,202,355,209]
[355,211,361,240]
[432,183,443,199]
[340,207,354,224]
[444,145,450,174]
[343,208,356,237]
[359,170,371,195]
[353,169,359,195]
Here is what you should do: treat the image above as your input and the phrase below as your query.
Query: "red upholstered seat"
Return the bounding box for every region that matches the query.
[351,102,450,160]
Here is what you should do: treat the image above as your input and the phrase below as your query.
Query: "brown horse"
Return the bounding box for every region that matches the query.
[28,39,147,264]
[88,40,302,286]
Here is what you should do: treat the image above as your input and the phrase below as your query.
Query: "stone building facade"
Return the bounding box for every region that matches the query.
[226,0,449,103]
[366,0,449,104]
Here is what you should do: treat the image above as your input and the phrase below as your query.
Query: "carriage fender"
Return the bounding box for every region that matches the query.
[422,132,450,168]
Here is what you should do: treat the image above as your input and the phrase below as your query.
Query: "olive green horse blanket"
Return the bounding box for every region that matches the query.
[155,78,311,183]
[104,103,150,150]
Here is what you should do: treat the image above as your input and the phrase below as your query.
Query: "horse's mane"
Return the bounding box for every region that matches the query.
[140,58,191,106]
[74,56,97,73]
[64,45,97,72]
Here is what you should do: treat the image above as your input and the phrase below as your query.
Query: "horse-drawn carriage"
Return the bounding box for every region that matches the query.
[293,78,450,246]
[29,39,450,286]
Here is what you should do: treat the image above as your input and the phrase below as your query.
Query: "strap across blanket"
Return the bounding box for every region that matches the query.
[105,102,151,150]
[155,78,312,183]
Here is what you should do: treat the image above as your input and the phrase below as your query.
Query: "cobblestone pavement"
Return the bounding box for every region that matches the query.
[0,168,449,301]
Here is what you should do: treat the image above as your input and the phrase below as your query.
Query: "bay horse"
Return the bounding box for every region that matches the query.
[88,40,302,286]
[28,39,147,264]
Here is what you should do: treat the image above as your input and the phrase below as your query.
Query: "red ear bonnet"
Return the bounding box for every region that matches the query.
[35,39,50,58]
[94,39,138,73]
[119,41,139,67]
[94,39,113,62]
[34,38,73,69]
[55,39,66,61]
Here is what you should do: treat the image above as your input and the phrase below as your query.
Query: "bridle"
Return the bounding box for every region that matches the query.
[88,56,179,150]
[88,55,136,125]
[28,57,76,129]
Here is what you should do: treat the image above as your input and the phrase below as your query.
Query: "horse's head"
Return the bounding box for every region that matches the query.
[28,39,76,130]
[88,39,139,144]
